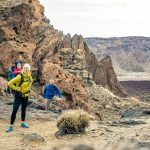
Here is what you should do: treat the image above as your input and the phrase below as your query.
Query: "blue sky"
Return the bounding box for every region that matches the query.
[39,0,150,37]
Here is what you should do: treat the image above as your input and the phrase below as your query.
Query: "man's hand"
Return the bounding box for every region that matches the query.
[57,98,62,101]
[55,97,63,108]
[38,95,45,103]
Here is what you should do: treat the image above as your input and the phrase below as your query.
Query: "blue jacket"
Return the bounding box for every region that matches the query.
[43,84,62,99]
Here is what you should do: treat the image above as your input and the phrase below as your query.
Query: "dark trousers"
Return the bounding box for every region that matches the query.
[10,95,28,125]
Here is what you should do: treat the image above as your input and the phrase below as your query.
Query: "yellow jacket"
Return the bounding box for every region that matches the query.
[8,71,33,97]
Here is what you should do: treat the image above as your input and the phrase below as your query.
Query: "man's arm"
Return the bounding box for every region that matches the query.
[54,84,62,98]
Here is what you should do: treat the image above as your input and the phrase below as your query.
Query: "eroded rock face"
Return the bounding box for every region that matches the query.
[84,43,127,97]
[62,35,127,97]
[0,41,35,75]
[0,77,7,90]
[0,0,90,106]
[0,0,126,110]
[0,0,61,71]
[0,77,7,96]
[93,56,127,97]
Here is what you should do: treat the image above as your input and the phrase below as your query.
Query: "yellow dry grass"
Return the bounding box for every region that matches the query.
[57,109,90,135]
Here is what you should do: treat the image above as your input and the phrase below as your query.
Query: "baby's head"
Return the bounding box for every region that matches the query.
[49,78,55,85]
[15,61,22,69]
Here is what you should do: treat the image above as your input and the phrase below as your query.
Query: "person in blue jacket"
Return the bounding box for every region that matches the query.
[43,78,62,111]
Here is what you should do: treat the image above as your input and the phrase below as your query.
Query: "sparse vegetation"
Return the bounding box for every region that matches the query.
[57,109,90,135]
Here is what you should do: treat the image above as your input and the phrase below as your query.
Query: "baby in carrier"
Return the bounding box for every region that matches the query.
[7,60,22,93]
[9,61,22,78]
[13,61,22,75]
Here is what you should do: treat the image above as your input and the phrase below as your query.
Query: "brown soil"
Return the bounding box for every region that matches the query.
[0,100,150,150]
[120,81,150,102]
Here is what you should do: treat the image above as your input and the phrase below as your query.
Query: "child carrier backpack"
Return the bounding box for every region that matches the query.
[8,66,15,81]
[7,66,24,94]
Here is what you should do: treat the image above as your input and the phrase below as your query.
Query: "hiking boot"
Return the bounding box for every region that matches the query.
[21,122,29,128]
[6,125,13,132]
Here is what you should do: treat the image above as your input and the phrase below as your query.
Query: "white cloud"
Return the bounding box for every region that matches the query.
[40,0,150,37]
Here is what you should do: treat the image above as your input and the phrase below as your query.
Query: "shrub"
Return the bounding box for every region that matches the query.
[57,109,90,135]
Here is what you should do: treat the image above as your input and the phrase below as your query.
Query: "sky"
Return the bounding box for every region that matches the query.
[39,0,150,38]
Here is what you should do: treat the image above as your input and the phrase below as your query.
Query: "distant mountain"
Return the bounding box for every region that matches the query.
[85,37,150,73]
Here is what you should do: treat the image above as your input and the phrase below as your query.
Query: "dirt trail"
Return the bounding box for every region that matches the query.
[0,105,150,150]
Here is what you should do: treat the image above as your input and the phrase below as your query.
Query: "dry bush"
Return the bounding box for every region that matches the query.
[57,109,90,135]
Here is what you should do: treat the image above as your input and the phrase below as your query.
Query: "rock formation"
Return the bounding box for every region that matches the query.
[0,77,7,96]
[0,0,126,107]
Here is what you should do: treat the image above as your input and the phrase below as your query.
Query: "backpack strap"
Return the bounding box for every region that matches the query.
[8,66,16,81]
[18,73,24,87]
[10,66,15,72]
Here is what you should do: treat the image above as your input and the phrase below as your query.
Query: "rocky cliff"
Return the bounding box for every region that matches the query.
[0,0,126,107]
[85,37,150,73]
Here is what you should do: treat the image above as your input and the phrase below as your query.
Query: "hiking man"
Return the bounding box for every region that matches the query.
[43,78,62,111]
[6,63,33,132]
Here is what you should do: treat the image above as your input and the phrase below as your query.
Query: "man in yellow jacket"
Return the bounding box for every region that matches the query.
[6,63,33,132]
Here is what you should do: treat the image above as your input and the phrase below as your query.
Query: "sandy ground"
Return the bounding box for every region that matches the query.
[0,105,150,150]
[117,72,150,81]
